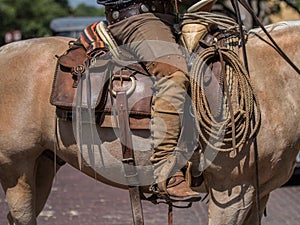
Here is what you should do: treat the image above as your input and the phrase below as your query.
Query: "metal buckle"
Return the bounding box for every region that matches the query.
[110,75,136,97]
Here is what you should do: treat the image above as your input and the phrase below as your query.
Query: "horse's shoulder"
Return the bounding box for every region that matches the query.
[0,36,72,56]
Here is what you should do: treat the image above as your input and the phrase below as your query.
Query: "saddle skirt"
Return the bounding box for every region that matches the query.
[50,47,153,129]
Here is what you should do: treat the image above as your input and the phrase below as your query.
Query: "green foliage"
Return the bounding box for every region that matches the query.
[72,3,105,17]
[0,0,70,44]
[54,0,69,8]
[0,0,298,45]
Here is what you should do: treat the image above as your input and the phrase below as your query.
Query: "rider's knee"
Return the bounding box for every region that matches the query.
[146,54,188,79]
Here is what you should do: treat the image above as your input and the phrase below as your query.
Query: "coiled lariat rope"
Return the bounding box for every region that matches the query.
[190,45,261,152]
[182,11,261,152]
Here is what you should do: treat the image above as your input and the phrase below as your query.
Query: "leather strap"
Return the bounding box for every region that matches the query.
[116,92,136,170]
[115,91,145,225]
[239,0,300,74]
[105,0,174,24]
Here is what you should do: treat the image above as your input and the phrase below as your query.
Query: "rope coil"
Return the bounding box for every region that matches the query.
[190,45,261,152]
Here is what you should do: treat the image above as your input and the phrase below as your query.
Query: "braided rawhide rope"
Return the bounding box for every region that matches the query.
[190,45,261,152]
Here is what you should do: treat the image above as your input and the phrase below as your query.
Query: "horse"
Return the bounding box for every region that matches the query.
[0,20,299,225]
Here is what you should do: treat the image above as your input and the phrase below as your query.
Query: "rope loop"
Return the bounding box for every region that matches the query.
[189,45,261,152]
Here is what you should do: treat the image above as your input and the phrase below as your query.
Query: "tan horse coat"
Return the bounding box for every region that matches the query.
[0,21,299,225]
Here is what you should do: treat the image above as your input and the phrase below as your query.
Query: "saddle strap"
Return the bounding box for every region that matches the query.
[116,91,136,173]
[115,91,144,225]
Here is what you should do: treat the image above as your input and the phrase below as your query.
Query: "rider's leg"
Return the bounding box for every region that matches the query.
[148,64,201,201]
[108,13,201,201]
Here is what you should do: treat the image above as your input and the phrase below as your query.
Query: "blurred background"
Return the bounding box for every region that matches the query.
[0,0,299,45]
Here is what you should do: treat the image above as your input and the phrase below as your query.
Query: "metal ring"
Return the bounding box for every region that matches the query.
[111,76,136,97]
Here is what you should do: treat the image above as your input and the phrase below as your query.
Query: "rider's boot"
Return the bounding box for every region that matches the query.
[166,171,201,201]
[149,66,201,202]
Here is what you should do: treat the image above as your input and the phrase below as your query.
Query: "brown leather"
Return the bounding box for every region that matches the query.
[203,60,223,119]
[100,114,150,129]
[195,32,227,120]
[50,45,153,129]
[58,45,87,69]
[50,62,77,109]
[50,56,110,109]
[146,54,188,78]
[51,26,226,131]
[166,171,202,202]
[115,92,145,223]
[115,91,137,178]
[56,108,151,130]
[102,67,153,116]
[105,1,174,25]
[50,44,89,107]
[146,62,178,78]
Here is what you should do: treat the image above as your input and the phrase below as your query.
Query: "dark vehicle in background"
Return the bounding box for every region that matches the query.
[50,16,106,38]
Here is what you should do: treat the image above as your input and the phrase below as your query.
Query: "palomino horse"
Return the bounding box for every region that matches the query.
[0,20,299,225]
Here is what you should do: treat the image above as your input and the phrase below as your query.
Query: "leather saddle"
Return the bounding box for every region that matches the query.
[50,30,226,129]
[50,44,153,129]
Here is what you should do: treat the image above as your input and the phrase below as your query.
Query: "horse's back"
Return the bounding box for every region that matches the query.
[246,20,300,124]
[247,20,300,112]
[0,37,71,154]
[247,20,300,76]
